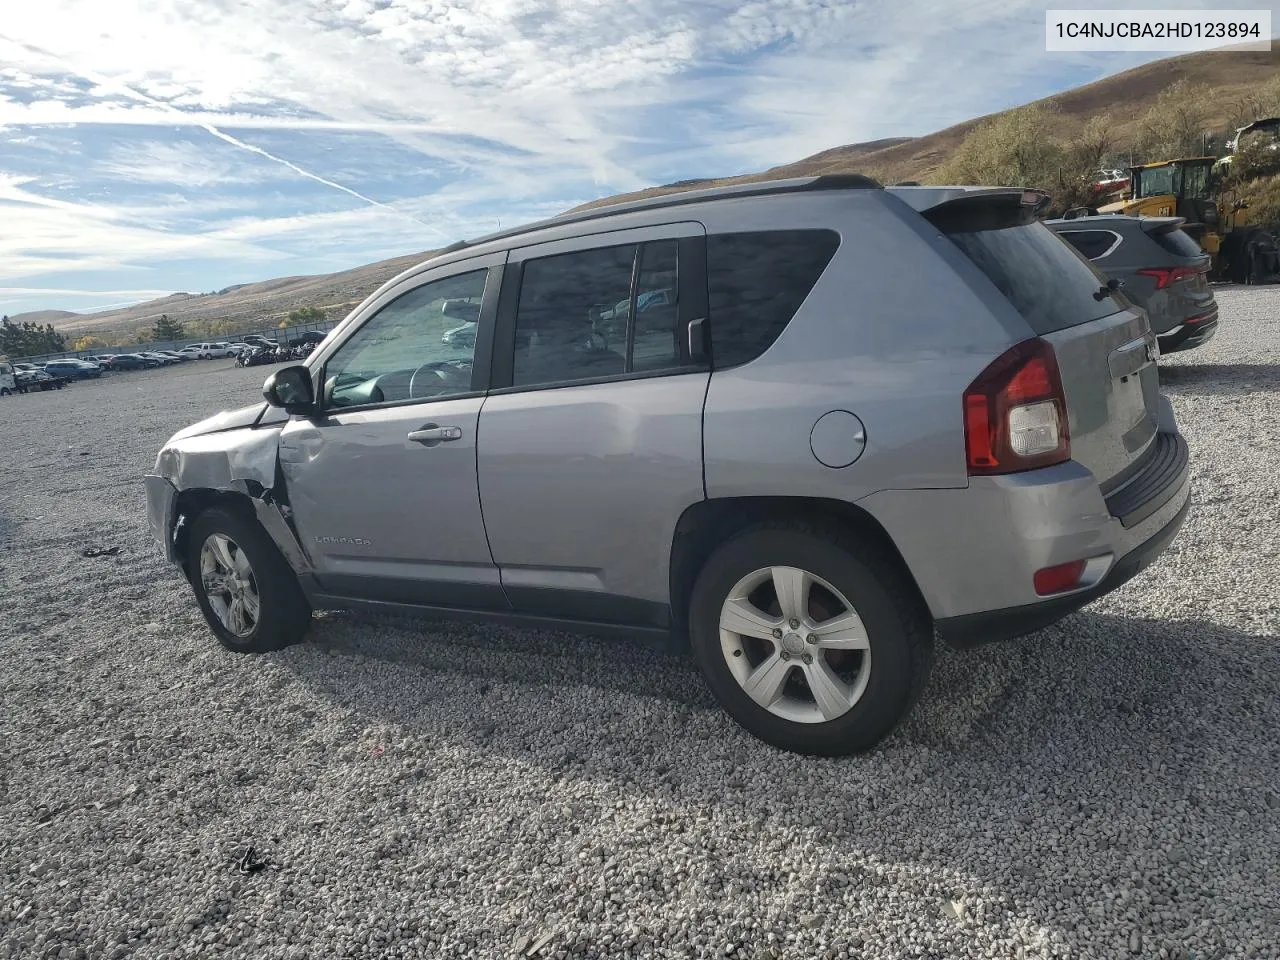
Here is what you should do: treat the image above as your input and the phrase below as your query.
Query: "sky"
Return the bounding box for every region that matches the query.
[0,0,1275,317]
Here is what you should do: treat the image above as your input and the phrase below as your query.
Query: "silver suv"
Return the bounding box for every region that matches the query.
[146,177,1191,755]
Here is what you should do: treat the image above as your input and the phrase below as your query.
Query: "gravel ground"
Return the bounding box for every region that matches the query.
[2,289,1278,960]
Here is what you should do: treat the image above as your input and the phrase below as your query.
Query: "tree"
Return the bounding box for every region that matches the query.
[931,104,1064,190]
[74,335,105,352]
[152,314,185,341]
[1134,78,1213,162]
[0,317,67,357]
[1051,114,1117,213]
[287,306,326,324]
[152,314,184,340]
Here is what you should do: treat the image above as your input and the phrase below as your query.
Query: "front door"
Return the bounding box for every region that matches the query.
[279,257,508,611]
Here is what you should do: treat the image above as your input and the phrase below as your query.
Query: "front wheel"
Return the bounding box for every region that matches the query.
[688,522,933,756]
[186,506,312,653]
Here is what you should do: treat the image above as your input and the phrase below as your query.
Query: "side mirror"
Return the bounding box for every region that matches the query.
[263,365,316,414]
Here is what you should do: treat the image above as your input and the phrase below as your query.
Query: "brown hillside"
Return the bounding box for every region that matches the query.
[27,249,436,338]
[29,45,1279,339]
[569,45,1280,212]
[4,309,79,325]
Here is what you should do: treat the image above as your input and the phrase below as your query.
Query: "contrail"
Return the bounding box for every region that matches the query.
[0,34,446,236]
[195,123,442,234]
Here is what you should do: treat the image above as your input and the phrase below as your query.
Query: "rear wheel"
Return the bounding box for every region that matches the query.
[186,506,311,653]
[689,522,932,756]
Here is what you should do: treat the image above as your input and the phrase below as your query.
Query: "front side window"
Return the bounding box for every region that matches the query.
[323,268,487,409]
[511,241,685,388]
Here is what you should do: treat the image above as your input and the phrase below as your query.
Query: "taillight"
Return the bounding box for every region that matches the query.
[1136,266,1200,289]
[964,339,1070,475]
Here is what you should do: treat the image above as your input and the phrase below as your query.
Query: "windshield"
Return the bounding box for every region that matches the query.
[1135,165,1178,198]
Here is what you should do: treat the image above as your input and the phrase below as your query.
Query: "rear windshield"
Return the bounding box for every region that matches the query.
[944,221,1126,335]
[1149,227,1205,260]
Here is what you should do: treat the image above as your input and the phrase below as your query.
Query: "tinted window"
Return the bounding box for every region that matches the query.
[513,245,636,386]
[706,230,840,369]
[1058,229,1119,261]
[1151,227,1205,259]
[629,240,680,372]
[945,221,1125,335]
[323,269,486,409]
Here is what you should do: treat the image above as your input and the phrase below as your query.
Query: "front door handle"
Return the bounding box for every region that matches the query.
[407,424,463,446]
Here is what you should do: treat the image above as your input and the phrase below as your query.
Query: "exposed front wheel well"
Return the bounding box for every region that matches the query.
[668,496,931,643]
[173,488,258,571]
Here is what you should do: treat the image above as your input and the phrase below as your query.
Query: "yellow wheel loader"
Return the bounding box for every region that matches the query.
[1098,156,1279,283]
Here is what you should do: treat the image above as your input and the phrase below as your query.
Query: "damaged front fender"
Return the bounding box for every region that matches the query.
[147,420,312,573]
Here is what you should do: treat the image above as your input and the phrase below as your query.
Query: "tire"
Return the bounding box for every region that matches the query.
[185,506,312,653]
[0,388,9,397]
[688,521,933,756]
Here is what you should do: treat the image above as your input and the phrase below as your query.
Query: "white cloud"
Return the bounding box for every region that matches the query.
[5,0,1279,314]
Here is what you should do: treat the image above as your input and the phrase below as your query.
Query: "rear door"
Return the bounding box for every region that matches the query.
[932,198,1162,488]
[476,224,709,628]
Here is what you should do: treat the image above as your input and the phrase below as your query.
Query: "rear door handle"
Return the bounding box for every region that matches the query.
[407,424,463,446]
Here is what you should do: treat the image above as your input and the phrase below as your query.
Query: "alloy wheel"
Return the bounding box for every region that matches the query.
[199,533,260,638]
[718,565,872,724]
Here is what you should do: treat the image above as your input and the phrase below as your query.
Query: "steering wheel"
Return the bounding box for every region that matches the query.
[408,360,471,399]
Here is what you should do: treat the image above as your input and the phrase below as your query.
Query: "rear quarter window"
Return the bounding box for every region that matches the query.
[706,229,840,369]
[1057,229,1121,261]
[945,221,1126,335]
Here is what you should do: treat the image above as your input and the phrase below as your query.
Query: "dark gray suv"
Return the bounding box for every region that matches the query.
[147,177,1191,755]
[1047,214,1218,353]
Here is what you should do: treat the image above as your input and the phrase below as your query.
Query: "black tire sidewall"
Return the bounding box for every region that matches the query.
[690,528,921,756]
[186,506,308,653]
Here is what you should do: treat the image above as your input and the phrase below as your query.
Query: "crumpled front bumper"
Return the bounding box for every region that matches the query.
[145,474,180,563]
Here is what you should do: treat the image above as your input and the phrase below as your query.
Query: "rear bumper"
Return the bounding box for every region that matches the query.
[935,491,1189,648]
[858,412,1191,646]
[1158,309,1218,353]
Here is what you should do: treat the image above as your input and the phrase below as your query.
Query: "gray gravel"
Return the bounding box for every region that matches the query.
[2,289,1278,960]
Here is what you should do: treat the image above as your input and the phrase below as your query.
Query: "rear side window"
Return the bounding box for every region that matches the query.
[706,229,840,369]
[1150,228,1205,259]
[1057,229,1120,261]
[945,221,1125,335]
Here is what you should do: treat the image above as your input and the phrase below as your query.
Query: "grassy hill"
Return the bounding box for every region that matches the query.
[25,45,1280,339]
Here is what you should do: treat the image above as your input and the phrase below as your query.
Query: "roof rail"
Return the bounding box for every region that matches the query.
[453,174,882,252]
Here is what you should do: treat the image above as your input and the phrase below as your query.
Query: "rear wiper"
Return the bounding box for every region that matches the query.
[1093,277,1124,301]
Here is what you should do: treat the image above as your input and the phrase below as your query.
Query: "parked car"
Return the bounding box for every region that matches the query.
[0,358,15,396]
[158,350,190,363]
[242,335,280,350]
[179,342,237,359]
[226,343,251,355]
[44,358,102,380]
[147,177,1191,756]
[1047,214,1218,353]
[107,353,150,370]
[89,355,119,369]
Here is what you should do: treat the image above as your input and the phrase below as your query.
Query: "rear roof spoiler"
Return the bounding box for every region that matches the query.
[1139,216,1186,234]
[898,187,1051,232]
